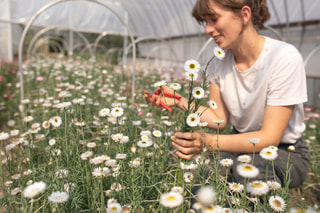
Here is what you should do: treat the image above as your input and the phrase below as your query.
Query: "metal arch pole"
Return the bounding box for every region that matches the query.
[18,0,136,106]
[31,36,64,56]
[73,31,93,58]
[27,26,65,61]
[93,32,108,55]
[304,45,320,68]
[196,37,213,61]
[263,25,284,41]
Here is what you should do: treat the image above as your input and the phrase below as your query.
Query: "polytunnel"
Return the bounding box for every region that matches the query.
[0,0,320,106]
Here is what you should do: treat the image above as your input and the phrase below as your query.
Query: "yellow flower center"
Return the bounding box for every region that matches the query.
[166,195,177,201]
[141,141,147,145]
[252,182,263,188]
[273,199,282,207]
[111,206,118,210]
[265,151,272,156]
[196,90,201,95]
[217,50,222,55]
[205,206,214,210]
[243,165,253,171]
[189,64,195,69]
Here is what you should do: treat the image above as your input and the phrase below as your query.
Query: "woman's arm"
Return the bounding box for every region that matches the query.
[171,104,294,160]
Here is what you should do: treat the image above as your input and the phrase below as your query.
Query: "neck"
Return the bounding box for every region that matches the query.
[232,29,265,71]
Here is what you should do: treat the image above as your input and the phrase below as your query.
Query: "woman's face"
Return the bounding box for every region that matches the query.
[204,1,244,50]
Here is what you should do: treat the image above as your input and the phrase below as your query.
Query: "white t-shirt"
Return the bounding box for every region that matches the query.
[206,36,307,144]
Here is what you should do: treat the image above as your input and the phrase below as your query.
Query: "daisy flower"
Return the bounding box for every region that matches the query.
[121,205,132,213]
[196,185,216,206]
[87,142,97,148]
[202,205,223,213]
[154,80,167,88]
[99,108,110,117]
[80,151,94,160]
[184,59,201,73]
[49,138,56,146]
[213,119,224,124]
[169,83,181,91]
[228,182,244,193]
[171,186,184,194]
[10,130,19,136]
[186,113,200,127]
[236,163,259,178]
[107,202,122,213]
[48,191,69,204]
[183,171,194,183]
[185,71,199,81]
[49,116,62,127]
[259,147,278,161]
[23,181,46,198]
[111,107,124,117]
[214,46,225,60]
[152,130,162,137]
[237,154,251,163]
[220,158,234,167]
[248,138,260,145]
[246,180,269,196]
[137,140,153,148]
[7,120,15,127]
[269,195,286,212]
[115,153,127,160]
[267,180,282,191]
[23,116,34,122]
[0,132,10,141]
[11,187,22,196]
[208,100,217,110]
[159,191,184,209]
[192,87,205,99]
[42,121,50,129]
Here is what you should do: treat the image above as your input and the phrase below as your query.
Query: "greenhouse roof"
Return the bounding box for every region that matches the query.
[1,0,319,38]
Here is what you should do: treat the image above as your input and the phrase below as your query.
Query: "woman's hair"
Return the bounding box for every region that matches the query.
[192,0,270,30]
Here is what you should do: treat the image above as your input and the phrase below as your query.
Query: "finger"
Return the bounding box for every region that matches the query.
[174,132,194,140]
[175,150,195,160]
[171,136,193,148]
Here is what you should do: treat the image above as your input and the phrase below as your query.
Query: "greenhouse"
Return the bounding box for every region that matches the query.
[0,0,319,212]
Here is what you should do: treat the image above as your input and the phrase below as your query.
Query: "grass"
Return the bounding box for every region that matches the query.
[0,56,319,212]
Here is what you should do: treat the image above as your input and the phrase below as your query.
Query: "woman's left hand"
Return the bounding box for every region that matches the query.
[171,131,206,160]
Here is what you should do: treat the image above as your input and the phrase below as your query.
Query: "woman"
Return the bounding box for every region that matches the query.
[144,0,309,188]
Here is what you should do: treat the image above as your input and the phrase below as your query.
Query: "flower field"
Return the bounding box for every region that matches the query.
[0,56,319,212]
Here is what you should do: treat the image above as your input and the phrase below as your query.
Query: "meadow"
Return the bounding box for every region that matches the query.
[0,55,319,212]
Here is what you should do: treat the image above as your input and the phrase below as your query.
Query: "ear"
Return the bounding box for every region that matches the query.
[241,5,252,26]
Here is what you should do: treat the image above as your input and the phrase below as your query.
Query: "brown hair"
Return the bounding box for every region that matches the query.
[192,0,270,30]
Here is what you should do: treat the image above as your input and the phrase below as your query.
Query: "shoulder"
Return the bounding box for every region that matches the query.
[264,36,302,60]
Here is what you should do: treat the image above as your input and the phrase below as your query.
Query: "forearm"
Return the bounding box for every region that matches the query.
[204,131,281,153]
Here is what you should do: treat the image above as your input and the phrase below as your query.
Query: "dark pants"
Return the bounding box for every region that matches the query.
[219,128,310,188]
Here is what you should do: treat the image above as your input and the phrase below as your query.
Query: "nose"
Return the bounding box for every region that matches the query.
[204,22,215,35]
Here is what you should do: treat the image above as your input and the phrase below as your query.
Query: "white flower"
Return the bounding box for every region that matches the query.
[248,138,260,145]
[169,83,181,91]
[111,107,124,117]
[137,139,153,148]
[55,169,68,178]
[185,71,199,81]
[267,180,282,191]
[184,172,194,183]
[269,195,286,212]
[288,145,295,152]
[23,181,46,198]
[184,59,201,73]
[246,180,269,196]
[42,121,50,129]
[107,202,122,213]
[171,186,184,194]
[237,154,251,163]
[87,142,97,148]
[208,100,217,110]
[80,151,94,160]
[99,108,110,117]
[214,46,225,60]
[186,113,200,127]
[48,191,69,204]
[159,191,184,209]
[196,186,216,206]
[64,183,75,192]
[228,182,244,193]
[49,116,62,127]
[48,139,56,146]
[56,101,72,109]
[220,158,234,167]
[236,163,259,178]
[152,130,162,138]
[259,147,278,161]
[0,132,10,141]
[192,87,205,99]
[23,116,34,122]
[115,153,127,160]
[154,80,167,88]
[213,119,224,124]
